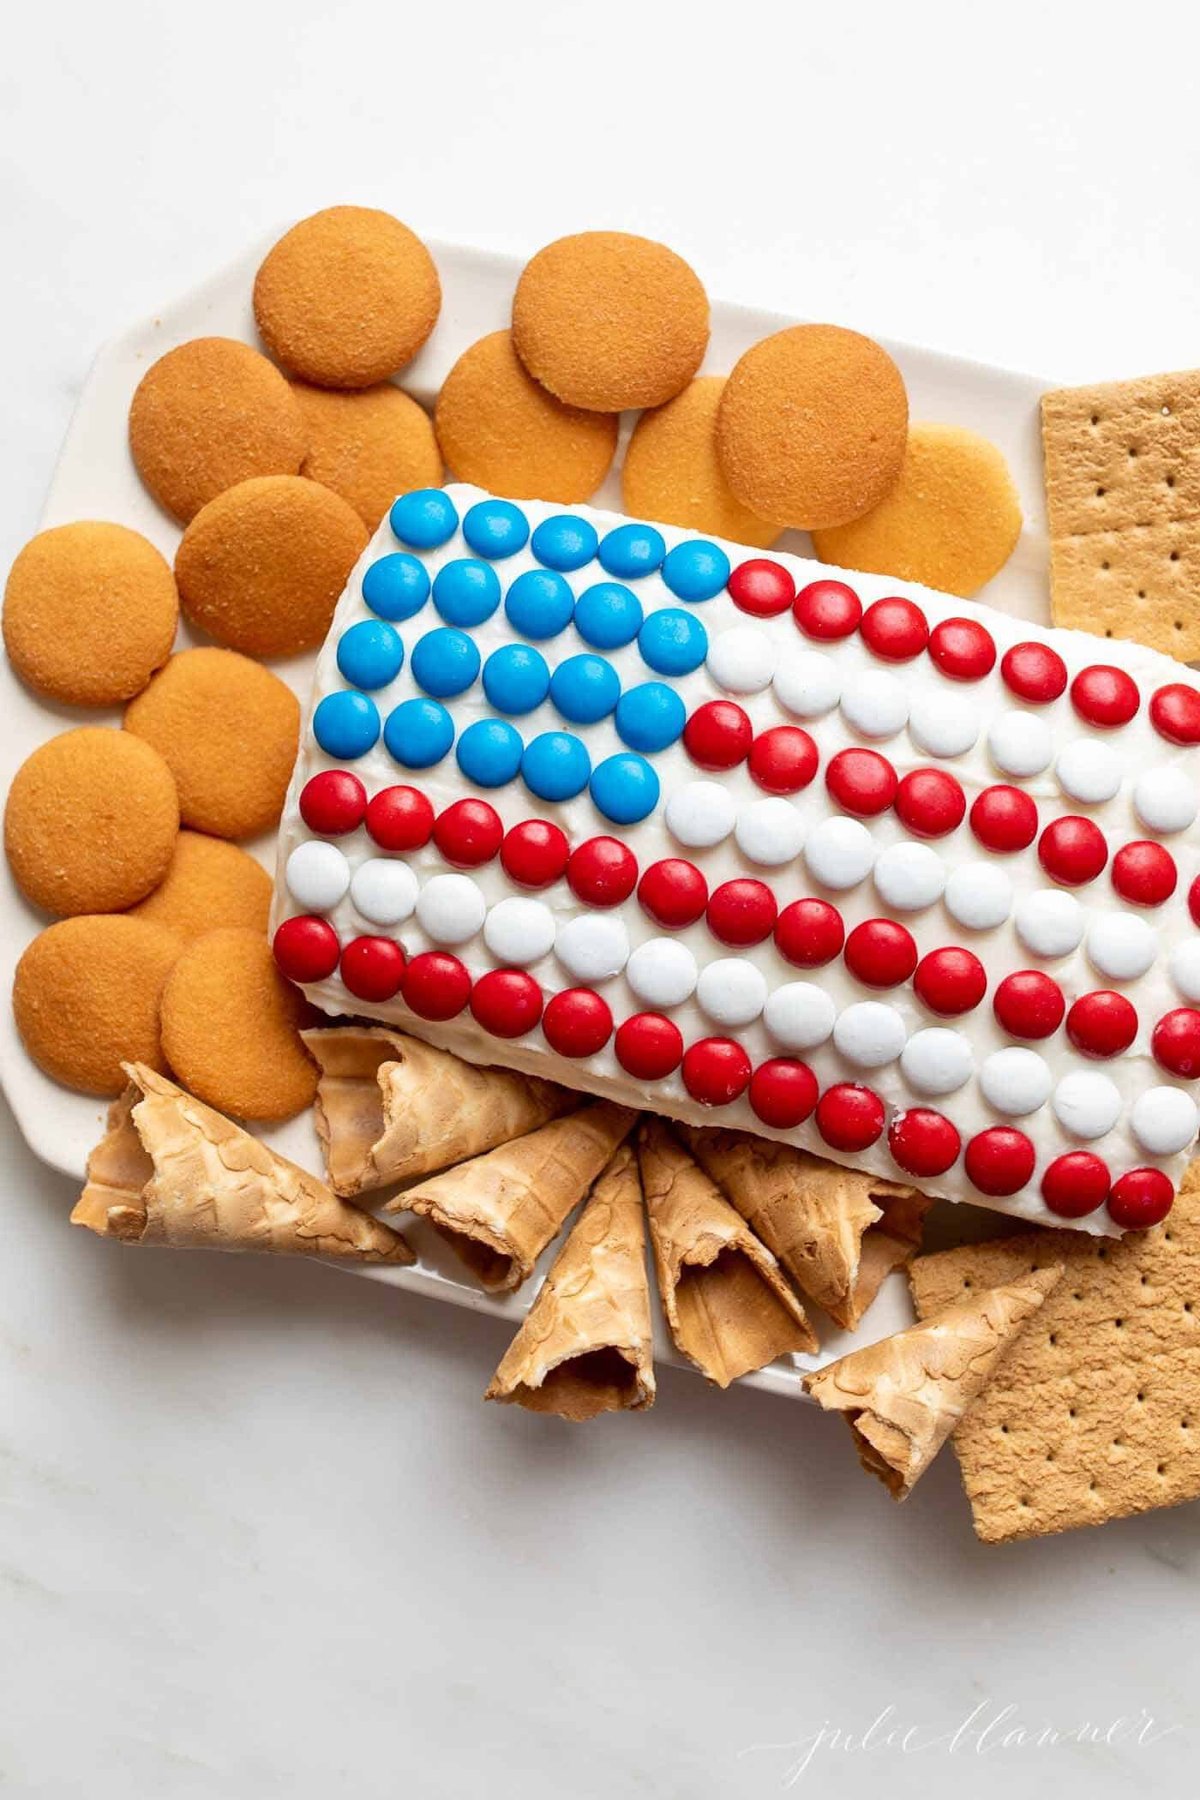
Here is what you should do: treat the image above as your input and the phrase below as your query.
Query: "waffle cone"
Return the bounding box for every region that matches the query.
[832,1186,935,1330]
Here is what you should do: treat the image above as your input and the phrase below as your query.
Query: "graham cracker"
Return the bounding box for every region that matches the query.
[1040,369,1200,659]
[908,1162,1200,1542]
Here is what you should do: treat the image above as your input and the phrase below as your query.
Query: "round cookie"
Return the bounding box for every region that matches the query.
[3,521,178,706]
[13,914,180,1095]
[812,422,1023,597]
[174,475,368,657]
[159,926,317,1120]
[292,380,441,530]
[253,206,441,389]
[128,337,308,523]
[435,330,617,502]
[621,376,778,548]
[124,648,299,841]
[717,325,909,529]
[130,831,272,940]
[5,728,179,916]
[511,231,709,411]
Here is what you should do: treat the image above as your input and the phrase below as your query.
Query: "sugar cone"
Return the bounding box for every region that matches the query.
[485,1141,655,1419]
[636,1118,816,1385]
[71,1064,413,1265]
[396,1100,638,1291]
[304,1026,572,1197]
[804,1266,1064,1498]
[832,1186,935,1331]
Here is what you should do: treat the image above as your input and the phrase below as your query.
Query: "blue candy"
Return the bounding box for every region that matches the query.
[383,698,455,769]
[411,627,481,698]
[573,581,643,650]
[483,643,551,715]
[531,513,599,572]
[638,608,709,675]
[504,569,575,640]
[361,552,431,622]
[522,731,592,802]
[313,690,380,760]
[390,488,458,549]
[462,499,530,560]
[549,653,620,724]
[456,718,524,788]
[590,753,660,824]
[598,522,666,579]
[432,558,502,627]
[336,619,405,691]
[661,539,731,602]
[614,681,686,752]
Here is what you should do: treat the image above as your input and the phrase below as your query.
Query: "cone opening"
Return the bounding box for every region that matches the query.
[517,1347,642,1421]
[432,1221,516,1291]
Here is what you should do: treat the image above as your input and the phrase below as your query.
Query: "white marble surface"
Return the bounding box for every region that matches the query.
[3,2,1199,1793]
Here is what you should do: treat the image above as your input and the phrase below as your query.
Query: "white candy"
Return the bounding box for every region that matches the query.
[666,781,736,849]
[415,872,486,946]
[840,669,909,739]
[803,816,876,890]
[1169,938,1200,1002]
[1055,738,1122,804]
[944,862,1013,931]
[706,625,776,694]
[696,958,768,1028]
[1085,912,1158,982]
[773,650,841,719]
[1052,1071,1122,1140]
[1134,767,1198,834]
[833,1001,907,1069]
[980,1047,1052,1117]
[556,914,629,982]
[908,691,979,758]
[763,982,837,1051]
[988,711,1053,778]
[873,841,946,912]
[734,797,805,867]
[1131,1086,1200,1156]
[483,896,556,967]
[349,857,419,926]
[1015,889,1085,958]
[286,840,351,913]
[626,938,697,1009]
[901,1028,975,1096]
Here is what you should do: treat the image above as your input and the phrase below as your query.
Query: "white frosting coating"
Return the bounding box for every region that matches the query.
[944,862,1013,930]
[1169,938,1200,1001]
[1085,912,1158,982]
[350,857,419,926]
[415,872,486,945]
[706,625,776,693]
[763,982,836,1050]
[773,650,840,718]
[735,796,805,867]
[1015,889,1085,958]
[833,1001,907,1068]
[696,958,768,1027]
[286,840,351,913]
[626,937,698,1008]
[556,914,629,982]
[1055,737,1122,804]
[873,841,946,912]
[908,690,978,757]
[840,669,908,739]
[1131,1085,1200,1155]
[803,816,876,889]
[980,1046,1052,1117]
[666,781,736,849]
[1052,1070,1122,1139]
[1134,766,1198,833]
[988,711,1053,777]
[483,896,557,966]
[901,1029,974,1096]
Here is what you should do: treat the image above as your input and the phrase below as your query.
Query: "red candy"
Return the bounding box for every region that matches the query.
[683,699,753,770]
[1038,815,1108,886]
[1000,641,1068,704]
[816,1083,885,1151]
[1191,875,1200,928]
[969,785,1038,853]
[1066,990,1138,1058]
[894,767,966,838]
[615,1012,683,1080]
[469,968,543,1038]
[706,878,778,946]
[542,988,613,1058]
[1107,1167,1174,1230]
[860,596,929,661]
[433,798,503,868]
[928,617,996,681]
[567,837,638,907]
[748,1058,819,1129]
[682,1037,753,1107]
[1041,1152,1111,1219]
[993,970,1065,1040]
[793,578,861,640]
[844,918,918,989]
[965,1127,1035,1196]
[1112,840,1177,908]
[914,947,987,1016]
[402,950,472,1020]
[273,915,340,983]
[728,558,795,617]
[825,747,897,817]
[300,769,367,836]
[1150,682,1200,746]
[366,784,435,852]
[1070,664,1140,728]
[501,819,570,889]
[1152,1008,1200,1078]
[340,935,406,1002]
[888,1108,961,1177]
[638,858,708,929]
[748,726,819,794]
[775,898,845,968]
